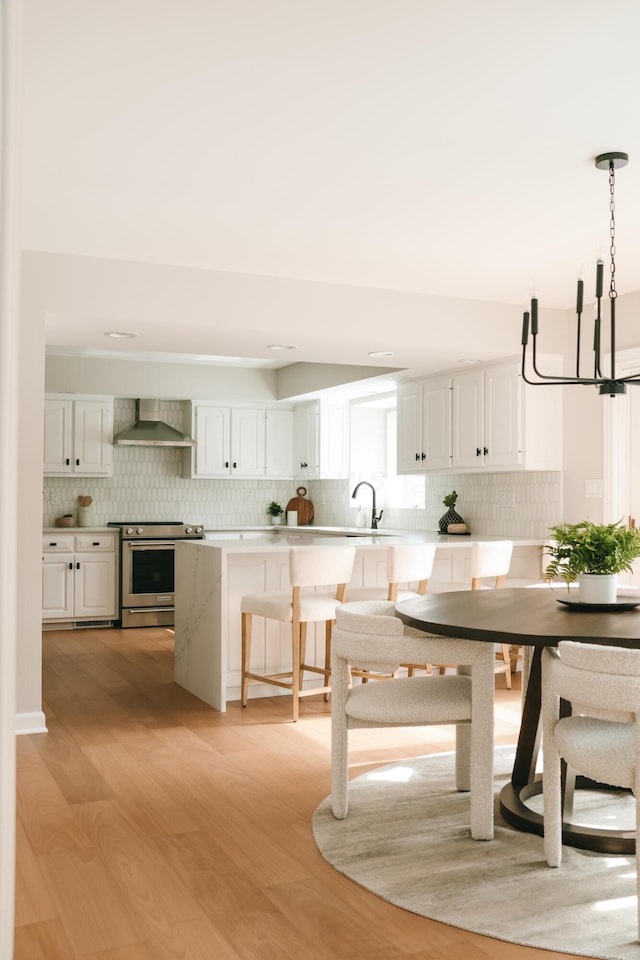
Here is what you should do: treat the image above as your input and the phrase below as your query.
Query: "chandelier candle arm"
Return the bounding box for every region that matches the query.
[520,150,639,397]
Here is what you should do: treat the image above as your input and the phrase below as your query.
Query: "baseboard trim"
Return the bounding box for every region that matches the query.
[15,711,47,735]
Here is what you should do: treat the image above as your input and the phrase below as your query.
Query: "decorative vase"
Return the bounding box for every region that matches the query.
[578,573,617,604]
[270,516,282,525]
[77,505,93,527]
[438,507,465,534]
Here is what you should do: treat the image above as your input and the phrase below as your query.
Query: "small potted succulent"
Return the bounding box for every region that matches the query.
[267,501,284,525]
[545,519,640,603]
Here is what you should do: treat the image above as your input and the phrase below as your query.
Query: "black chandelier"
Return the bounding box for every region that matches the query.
[521,151,640,397]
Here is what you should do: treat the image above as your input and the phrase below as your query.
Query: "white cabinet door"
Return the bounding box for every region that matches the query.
[43,395,113,477]
[484,361,522,468]
[396,381,423,473]
[72,399,113,475]
[230,407,265,477]
[265,409,294,479]
[452,368,485,469]
[423,376,452,470]
[74,554,116,618]
[193,405,231,477]
[294,401,349,479]
[43,398,73,474]
[293,405,320,477]
[42,556,74,619]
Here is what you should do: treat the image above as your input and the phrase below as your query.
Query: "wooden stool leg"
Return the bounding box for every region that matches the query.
[241,612,252,707]
[291,619,301,722]
[500,643,512,689]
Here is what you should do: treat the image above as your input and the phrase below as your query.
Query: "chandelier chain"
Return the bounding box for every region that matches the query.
[609,163,618,300]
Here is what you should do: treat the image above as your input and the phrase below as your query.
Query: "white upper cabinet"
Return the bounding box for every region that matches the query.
[396,376,452,473]
[397,356,562,474]
[293,400,349,479]
[43,395,113,477]
[264,408,294,479]
[452,357,562,471]
[183,402,293,479]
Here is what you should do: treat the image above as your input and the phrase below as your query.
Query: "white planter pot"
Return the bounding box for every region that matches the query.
[578,573,617,604]
[270,516,282,525]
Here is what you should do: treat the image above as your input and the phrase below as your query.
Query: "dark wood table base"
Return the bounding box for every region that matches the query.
[396,589,640,855]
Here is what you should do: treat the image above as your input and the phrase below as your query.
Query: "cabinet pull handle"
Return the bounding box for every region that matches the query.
[49,542,57,546]
[76,562,80,570]
[225,461,229,468]
[415,453,420,461]
[68,562,73,570]
[76,459,80,466]
[301,461,308,468]
[92,541,100,546]
[476,448,481,456]
[421,452,426,460]
[484,447,489,456]
[65,458,70,465]
[233,462,237,469]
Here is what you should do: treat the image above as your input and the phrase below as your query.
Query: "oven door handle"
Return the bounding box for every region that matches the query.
[126,541,177,550]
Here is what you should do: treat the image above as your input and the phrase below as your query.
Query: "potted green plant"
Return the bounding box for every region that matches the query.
[267,501,284,525]
[545,519,640,603]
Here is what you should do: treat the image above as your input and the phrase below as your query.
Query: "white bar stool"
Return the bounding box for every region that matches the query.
[241,545,356,722]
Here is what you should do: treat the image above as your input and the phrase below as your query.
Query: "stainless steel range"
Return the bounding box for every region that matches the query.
[108,521,204,628]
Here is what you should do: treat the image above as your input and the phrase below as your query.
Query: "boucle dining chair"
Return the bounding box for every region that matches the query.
[434,539,515,687]
[542,640,640,938]
[330,600,495,840]
[241,545,356,722]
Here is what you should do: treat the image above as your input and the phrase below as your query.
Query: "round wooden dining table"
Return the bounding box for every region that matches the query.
[396,586,640,854]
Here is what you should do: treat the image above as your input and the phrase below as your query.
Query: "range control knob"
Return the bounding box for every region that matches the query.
[125,527,134,536]
[136,527,144,535]
[185,526,193,534]
[194,526,203,534]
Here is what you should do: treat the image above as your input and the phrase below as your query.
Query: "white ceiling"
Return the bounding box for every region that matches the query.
[20,0,640,384]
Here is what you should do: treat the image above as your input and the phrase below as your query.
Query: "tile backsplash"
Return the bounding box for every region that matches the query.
[43,399,562,537]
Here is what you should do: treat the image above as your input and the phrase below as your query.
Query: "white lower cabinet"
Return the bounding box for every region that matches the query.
[42,532,117,624]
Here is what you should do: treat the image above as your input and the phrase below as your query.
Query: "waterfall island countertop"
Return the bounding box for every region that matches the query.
[174,531,546,712]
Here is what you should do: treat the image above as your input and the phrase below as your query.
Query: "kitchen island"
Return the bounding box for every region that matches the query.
[174,530,545,711]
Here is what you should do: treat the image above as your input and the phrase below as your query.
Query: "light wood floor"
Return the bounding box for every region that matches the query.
[14,627,578,960]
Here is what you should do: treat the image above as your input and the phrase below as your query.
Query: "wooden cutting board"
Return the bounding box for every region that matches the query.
[286,486,314,525]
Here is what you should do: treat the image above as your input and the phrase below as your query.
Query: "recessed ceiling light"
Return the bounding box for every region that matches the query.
[457,358,477,365]
[267,344,298,351]
[104,331,138,339]
[368,351,395,358]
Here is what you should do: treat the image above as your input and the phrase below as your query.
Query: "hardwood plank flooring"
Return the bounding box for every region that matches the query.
[15,626,579,960]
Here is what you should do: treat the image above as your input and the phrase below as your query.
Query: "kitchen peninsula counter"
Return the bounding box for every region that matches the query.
[174,531,544,711]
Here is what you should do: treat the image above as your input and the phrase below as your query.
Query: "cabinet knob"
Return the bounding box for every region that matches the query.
[484,447,489,456]
[421,452,426,460]
[476,448,481,457]
[415,453,420,461]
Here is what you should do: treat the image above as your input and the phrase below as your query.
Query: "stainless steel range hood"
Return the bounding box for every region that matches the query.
[113,400,196,447]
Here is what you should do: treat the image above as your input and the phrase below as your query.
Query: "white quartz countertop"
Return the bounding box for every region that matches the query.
[43,526,115,533]
[196,528,544,551]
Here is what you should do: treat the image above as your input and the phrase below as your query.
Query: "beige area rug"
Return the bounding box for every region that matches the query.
[312,747,639,960]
